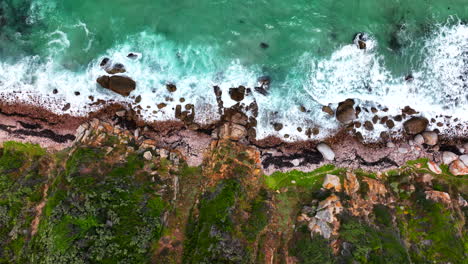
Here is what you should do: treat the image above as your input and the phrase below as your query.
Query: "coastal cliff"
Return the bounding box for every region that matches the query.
[0,109,466,263]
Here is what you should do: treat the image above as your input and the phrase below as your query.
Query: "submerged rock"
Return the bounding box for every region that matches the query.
[105,63,126,74]
[403,117,428,135]
[353,32,368,49]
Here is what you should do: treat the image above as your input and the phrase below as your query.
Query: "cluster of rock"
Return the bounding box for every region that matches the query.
[96,57,136,97]
[74,116,181,167]
[297,162,466,256]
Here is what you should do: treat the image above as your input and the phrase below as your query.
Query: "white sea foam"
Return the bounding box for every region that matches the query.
[0,24,467,141]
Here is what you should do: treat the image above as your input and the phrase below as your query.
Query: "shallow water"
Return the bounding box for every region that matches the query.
[0,0,467,140]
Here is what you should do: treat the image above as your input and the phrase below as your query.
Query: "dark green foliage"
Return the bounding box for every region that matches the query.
[339,214,409,264]
[242,189,269,241]
[290,227,334,264]
[0,142,47,262]
[373,204,392,227]
[183,179,248,264]
[397,192,466,263]
[27,147,168,264]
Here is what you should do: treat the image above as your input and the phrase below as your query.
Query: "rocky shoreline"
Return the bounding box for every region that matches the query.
[1,95,467,176]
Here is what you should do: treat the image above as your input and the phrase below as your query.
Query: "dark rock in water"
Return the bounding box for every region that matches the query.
[100,58,110,67]
[322,106,334,116]
[380,116,389,124]
[371,107,378,113]
[372,115,379,124]
[336,99,356,124]
[166,83,177,93]
[389,32,402,51]
[405,74,414,82]
[135,95,142,103]
[258,75,271,85]
[254,86,268,96]
[254,76,271,95]
[52,89,58,94]
[100,76,136,97]
[62,103,71,111]
[403,116,429,135]
[106,63,126,74]
[364,121,374,131]
[127,53,139,59]
[385,119,395,129]
[394,115,403,122]
[273,123,283,131]
[402,106,418,115]
[74,91,80,96]
[260,42,269,49]
[354,121,362,128]
[229,86,246,102]
[353,32,368,49]
[97,75,110,88]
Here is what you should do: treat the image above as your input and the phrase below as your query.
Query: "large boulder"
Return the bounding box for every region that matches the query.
[229,86,246,102]
[97,75,136,96]
[335,99,356,124]
[403,117,428,135]
[317,143,335,161]
[96,76,110,89]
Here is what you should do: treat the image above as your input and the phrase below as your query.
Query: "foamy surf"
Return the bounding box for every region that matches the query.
[0,23,467,142]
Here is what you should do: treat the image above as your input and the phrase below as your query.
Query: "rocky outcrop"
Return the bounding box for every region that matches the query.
[403,117,428,135]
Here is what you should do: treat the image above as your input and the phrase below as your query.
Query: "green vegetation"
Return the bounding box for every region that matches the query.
[242,189,269,241]
[183,179,248,264]
[0,138,466,264]
[0,142,48,262]
[397,193,466,263]
[266,164,343,190]
[339,214,409,264]
[290,227,334,264]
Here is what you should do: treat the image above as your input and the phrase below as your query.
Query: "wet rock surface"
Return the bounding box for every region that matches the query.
[336,99,356,124]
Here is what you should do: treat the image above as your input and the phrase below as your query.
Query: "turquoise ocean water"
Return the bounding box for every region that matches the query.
[0,0,467,140]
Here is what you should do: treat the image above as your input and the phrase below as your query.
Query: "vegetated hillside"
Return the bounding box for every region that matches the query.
[0,124,466,263]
